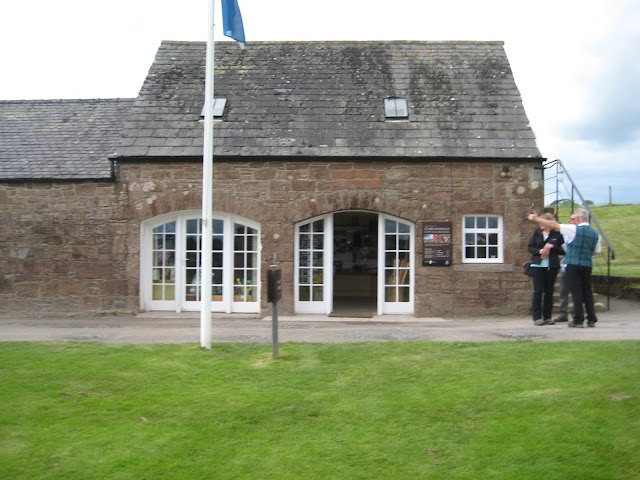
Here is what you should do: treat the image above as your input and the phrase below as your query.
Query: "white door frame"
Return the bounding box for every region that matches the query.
[140,210,260,313]
[294,212,414,316]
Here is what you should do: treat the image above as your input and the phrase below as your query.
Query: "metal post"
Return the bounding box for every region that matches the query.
[200,0,216,349]
[271,301,279,359]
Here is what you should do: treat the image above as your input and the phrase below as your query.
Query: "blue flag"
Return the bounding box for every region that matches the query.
[221,0,246,45]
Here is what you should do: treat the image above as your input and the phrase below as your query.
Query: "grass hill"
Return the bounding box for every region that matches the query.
[553,204,640,277]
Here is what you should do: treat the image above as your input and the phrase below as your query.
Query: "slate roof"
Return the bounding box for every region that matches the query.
[114,40,541,160]
[0,99,133,180]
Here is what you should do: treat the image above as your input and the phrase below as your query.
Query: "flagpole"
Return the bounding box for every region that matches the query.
[200,0,216,349]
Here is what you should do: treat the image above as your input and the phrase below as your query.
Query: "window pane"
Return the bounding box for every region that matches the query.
[488,233,498,245]
[385,252,397,267]
[313,220,324,232]
[384,98,408,118]
[488,217,498,229]
[246,269,257,284]
[399,287,410,302]
[299,286,310,301]
[312,287,323,301]
[385,287,396,302]
[465,217,475,228]
[187,219,199,234]
[398,251,410,263]
[466,247,475,258]
[246,288,257,302]
[385,219,396,233]
[164,285,175,301]
[398,235,410,250]
[299,234,310,250]
[399,223,410,233]
[312,269,323,284]
[465,233,475,245]
[313,234,324,249]
[212,269,223,285]
[299,269,310,284]
[385,269,396,285]
[395,99,408,117]
[234,270,245,283]
[385,235,396,250]
[477,217,486,228]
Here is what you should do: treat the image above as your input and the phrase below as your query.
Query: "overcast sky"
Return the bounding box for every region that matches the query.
[2,0,638,205]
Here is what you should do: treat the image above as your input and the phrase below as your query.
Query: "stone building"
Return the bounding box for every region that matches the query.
[0,41,544,318]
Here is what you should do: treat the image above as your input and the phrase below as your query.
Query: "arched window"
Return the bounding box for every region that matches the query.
[141,211,260,313]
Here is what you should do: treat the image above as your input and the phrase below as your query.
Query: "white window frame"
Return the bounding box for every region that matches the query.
[294,215,334,314]
[378,214,415,315]
[461,214,503,264]
[384,98,409,120]
[294,212,414,316]
[140,210,260,313]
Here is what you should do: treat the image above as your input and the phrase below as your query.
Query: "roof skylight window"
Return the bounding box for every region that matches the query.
[384,98,409,120]
[200,98,227,119]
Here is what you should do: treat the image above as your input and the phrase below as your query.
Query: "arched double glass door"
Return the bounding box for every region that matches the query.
[295,211,414,315]
[141,211,260,313]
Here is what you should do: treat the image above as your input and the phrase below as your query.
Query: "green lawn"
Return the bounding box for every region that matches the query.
[1,341,639,479]
[590,205,640,277]
[551,204,640,278]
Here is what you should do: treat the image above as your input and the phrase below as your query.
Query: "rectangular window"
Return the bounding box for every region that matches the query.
[462,215,503,263]
[384,98,409,119]
[200,98,227,119]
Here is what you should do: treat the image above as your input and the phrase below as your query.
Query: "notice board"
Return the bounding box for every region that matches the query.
[422,222,452,266]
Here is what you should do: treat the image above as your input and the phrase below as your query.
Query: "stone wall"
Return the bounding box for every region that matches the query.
[0,181,136,314]
[118,159,542,317]
[593,275,640,301]
[1,159,542,316]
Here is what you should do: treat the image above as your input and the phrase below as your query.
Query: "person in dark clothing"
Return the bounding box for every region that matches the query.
[528,208,602,328]
[527,213,565,325]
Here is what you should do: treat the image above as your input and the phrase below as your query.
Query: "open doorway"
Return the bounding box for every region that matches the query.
[331,211,378,317]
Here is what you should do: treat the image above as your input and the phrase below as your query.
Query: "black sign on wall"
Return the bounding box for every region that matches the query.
[422,222,452,266]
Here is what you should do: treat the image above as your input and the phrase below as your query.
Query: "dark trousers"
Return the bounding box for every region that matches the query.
[565,264,598,325]
[531,267,559,321]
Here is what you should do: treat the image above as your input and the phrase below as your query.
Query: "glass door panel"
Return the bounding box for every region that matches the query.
[296,217,332,313]
[380,217,413,314]
[145,213,259,313]
[233,223,258,303]
[151,221,176,301]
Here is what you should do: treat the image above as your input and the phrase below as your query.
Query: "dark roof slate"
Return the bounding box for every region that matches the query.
[115,40,540,160]
[0,98,133,180]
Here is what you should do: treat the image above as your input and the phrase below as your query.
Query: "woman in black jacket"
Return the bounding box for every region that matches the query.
[527,213,565,325]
